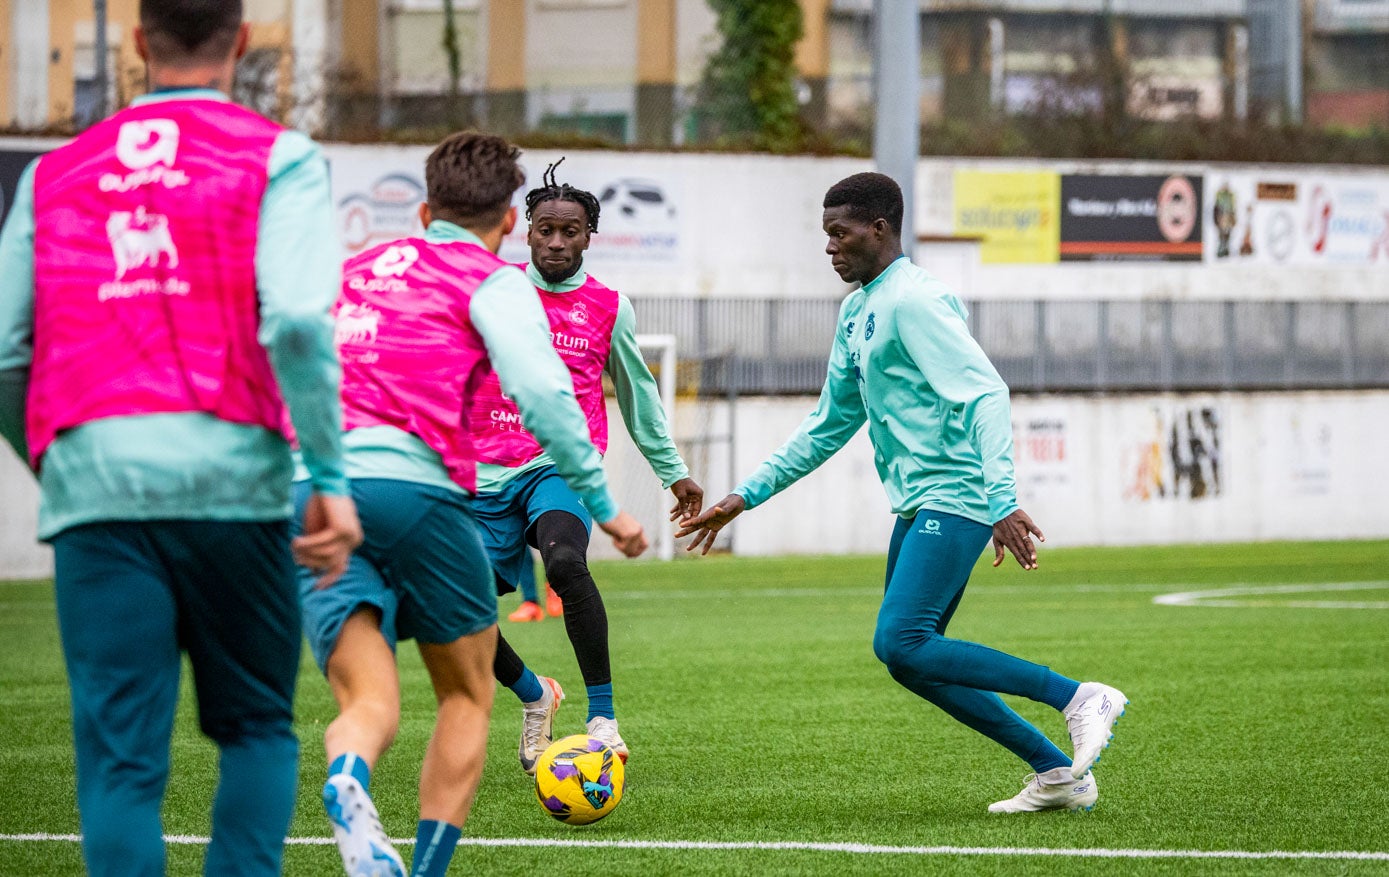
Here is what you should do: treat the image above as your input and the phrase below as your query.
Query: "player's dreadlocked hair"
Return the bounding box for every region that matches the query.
[524,158,601,233]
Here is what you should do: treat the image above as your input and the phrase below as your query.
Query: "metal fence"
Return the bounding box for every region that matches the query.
[630,298,1389,395]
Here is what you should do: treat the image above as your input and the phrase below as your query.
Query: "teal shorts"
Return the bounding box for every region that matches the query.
[294,479,497,673]
[471,464,592,593]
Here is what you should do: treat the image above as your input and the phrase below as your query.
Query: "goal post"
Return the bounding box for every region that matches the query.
[592,334,680,562]
[635,334,677,561]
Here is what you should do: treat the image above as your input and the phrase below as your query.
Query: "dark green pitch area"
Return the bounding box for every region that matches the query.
[2,540,1386,876]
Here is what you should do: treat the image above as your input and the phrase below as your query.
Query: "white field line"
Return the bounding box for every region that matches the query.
[1153,581,1389,610]
[610,583,1177,600]
[0,834,1386,861]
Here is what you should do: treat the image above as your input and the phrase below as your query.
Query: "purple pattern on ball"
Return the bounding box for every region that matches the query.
[552,763,579,780]
[587,739,605,752]
[598,771,610,785]
[542,796,566,812]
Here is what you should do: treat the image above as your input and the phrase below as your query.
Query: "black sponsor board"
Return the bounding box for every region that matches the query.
[1060,173,1203,261]
[0,149,45,228]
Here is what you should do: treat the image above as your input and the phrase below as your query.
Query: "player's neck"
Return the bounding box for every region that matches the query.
[861,249,904,286]
[146,63,235,95]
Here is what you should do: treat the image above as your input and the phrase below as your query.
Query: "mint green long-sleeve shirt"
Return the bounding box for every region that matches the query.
[734,256,1018,526]
[307,222,619,523]
[0,89,346,540]
[473,262,689,494]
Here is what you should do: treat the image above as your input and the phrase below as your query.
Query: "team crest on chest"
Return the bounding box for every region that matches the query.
[865,312,876,340]
[568,302,590,327]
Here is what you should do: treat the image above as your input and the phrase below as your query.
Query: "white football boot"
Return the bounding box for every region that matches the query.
[586,715,630,763]
[321,774,406,877]
[519,676,564,775]
[1065,682,1128,778]
[988,767,1099,813]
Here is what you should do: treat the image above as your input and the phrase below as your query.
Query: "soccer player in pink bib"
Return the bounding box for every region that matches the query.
[469,161,703,773]
[296,135,647,877]
[0,2,359,874]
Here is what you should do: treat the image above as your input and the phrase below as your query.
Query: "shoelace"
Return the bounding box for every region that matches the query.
[522,699,550,750]
[1066,703,1096,746]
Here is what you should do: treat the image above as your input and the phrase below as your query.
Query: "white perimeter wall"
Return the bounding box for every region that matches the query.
[5,136,1385,302]
[4,389,1386,576]
[584,389,1389,560]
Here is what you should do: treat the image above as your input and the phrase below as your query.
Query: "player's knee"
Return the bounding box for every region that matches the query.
[543,544,591,594]
[872,625,938,680]
[199,704,295,749]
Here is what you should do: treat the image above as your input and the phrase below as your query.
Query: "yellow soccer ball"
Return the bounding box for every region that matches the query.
[533,734,625,825]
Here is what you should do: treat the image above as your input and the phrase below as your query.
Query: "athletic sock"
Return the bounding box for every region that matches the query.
[328,752,372,793]
[411,819,461,877]
[511,667,545,705]
[586,682,614,722]
[1043,673,1082,712]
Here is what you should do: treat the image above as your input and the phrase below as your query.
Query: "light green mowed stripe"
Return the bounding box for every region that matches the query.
[1,540,1386,876]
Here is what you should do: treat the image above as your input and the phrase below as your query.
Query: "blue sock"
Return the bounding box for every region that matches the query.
[411,819,461,877]
[328,752,372,793]
[1041,673,1081,712]
[586,683,614,722]
[509,668,544,704]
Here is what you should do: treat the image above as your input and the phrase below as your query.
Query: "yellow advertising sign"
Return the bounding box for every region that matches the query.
[953,170,1060,264]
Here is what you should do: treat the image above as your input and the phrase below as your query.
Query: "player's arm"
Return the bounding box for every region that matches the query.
[0,161,37,466]
[255,131,359,584]
[732,308,866,509]
[676,310,866,554]
[471,268,646,556]
[897,291,1041,569]
[605,295,702,520]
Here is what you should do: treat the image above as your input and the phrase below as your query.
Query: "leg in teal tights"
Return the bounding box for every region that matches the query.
[871,510,1076,772]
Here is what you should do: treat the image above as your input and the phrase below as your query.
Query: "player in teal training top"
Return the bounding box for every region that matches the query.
[678,172,1129,813]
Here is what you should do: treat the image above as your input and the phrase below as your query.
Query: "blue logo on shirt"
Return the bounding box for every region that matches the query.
[845,321,856,338]
[865,312,876,340]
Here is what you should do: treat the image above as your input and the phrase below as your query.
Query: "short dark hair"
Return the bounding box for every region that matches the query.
[823,172,904,236]
[524,158,601,232]
[425,132,526,229]
[140,0,243,65]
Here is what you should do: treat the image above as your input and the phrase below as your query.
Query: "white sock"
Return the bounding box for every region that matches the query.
[1037,766,1074,785]
[1064,681,1102,714]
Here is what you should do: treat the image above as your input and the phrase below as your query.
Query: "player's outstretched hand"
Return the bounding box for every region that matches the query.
[992,508,1045,571]
[668,477,705,522]
[600,510,649,558]
[293,492,364,589]
[675,493,746,556]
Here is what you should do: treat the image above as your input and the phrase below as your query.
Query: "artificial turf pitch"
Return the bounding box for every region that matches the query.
[1,540,1385,875]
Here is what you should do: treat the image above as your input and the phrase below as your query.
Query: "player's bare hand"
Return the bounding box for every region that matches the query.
[992,508,1045,571]
[667,477,705,522]
[293,492,363,589]
[675,493,745,556]
[600,511,649,558]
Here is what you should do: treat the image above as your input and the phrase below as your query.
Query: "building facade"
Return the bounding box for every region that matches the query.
[1,0,1383,137]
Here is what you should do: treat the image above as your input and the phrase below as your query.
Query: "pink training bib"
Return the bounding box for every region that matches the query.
[28,99,285,468]
[337,238,506,492]
[469,269,619,468]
